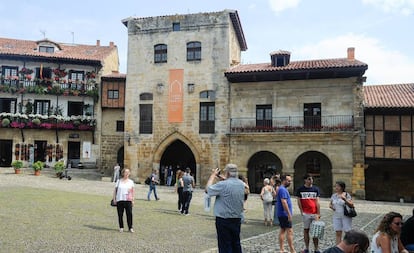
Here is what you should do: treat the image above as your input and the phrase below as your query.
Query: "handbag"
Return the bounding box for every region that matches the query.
[310,220,325,239]
[343,192,357,217]
[110,180,120,207]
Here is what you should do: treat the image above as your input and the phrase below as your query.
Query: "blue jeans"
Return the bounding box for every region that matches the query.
[147,184,158,200]
[215,217,242,253]
[273,201,280,225]
[405,244,414,251]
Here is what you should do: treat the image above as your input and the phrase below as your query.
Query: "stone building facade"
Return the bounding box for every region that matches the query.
[121,10,368,198]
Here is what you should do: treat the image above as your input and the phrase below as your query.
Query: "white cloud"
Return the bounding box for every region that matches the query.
[362,0,414,15]
[268,0,301,13]
[294,33,414,85]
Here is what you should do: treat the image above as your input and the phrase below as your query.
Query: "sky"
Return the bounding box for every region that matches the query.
[1,0,413,85]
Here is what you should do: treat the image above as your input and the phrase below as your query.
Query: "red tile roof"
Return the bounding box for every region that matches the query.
[226,58,367,74]
[0,37,117,63]
[364,83,414,108]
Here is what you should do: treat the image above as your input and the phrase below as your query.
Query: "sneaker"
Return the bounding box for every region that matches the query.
[119,228,123,233]
[303,250,309,253]
[185,213,190,216]
[156,198,160,201]
[129,228,135,233]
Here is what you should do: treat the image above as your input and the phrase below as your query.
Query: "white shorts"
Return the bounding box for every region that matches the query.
[332,215,352,232]
[302,213,317,229]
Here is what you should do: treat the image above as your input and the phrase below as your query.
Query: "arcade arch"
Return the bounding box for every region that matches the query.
[247,151,283,193]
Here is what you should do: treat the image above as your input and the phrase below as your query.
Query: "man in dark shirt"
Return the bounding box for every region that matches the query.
[323,229,369,253]
[401,208,414,251]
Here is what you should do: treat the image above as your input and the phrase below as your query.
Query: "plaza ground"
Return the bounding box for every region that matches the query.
[0,167,412,253]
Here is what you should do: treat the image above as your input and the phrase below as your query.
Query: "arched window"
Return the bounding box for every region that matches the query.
[154,44,167,63]
[187,41,201,61]
[199,90,215,100]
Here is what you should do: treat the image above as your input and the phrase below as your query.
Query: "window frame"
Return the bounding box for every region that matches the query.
[116,120,124,132]
[256,104,272,128]
[139,104,153,134]
[187,41,201,61]
[39,46,54,53]
[199,102,215,134]
[384,131,401,147]
[108,90,119,99]
[34,100,50,115]
[154,44,167,63]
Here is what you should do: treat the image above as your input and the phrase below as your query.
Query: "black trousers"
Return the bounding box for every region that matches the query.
[116,201,133,229]
[181,191,193,214]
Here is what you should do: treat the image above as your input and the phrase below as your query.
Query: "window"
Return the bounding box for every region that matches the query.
[384,131,401,146]
[0,98,17,113]
[2,66,18,78]
[154,44,167,63]
[173,22,180,31]
[39,46,54,53]
[68,101,83,116]
[199,90,215,100]
[139,104,153,134]
[187,41,201,61]
[256,105,272,128]
[69,70,84,82]
[116,121,124,132]
[200,102,215,133]
[34,100,50,115]
[36,67,52,80]
[140,93,153,100]
[108,90,119,99]
[304,103,321,129]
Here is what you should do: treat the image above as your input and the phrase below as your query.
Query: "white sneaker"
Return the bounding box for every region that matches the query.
[119,228,123,233]
[129,228,135,233]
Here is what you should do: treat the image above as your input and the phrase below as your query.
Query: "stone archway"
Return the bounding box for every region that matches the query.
[293,151,332,197]
[158,139,196,186]
[247,151,283,194]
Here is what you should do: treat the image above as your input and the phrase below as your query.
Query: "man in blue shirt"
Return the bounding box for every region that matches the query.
[277,174,296,253]
[206,164,245,253]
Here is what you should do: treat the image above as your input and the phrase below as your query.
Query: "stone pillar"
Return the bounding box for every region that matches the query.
[352,163,366,199]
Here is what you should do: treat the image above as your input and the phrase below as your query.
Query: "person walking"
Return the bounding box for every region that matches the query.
[401,208,414,251]
[181,168,195,215]
[206,164,245,253]
[296,173,321,253]
[277,174,296,253]
[175,169,184,212]
[371,212,409,253]
[323,229,369,253]
[329,181,354,244]
[272,175,281,226]
[166,165,173,186]
[113,163,120,182]
[147,169,160,201]
[260,178,275,226]
[112,168,135,233]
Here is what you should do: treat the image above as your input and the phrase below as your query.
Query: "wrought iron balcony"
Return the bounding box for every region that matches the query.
[230,115,355,133]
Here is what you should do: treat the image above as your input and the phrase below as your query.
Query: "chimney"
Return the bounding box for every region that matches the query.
[96,40,100,46]
[109,41,114,47]
[347,47,355,60]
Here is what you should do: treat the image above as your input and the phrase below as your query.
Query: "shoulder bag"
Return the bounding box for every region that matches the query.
[343,192,357,217]
[110,180,120,207]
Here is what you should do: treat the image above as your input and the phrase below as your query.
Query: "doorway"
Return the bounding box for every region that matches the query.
[247,151,283,193]
[68,141,80,167]
[34,140,47,162]
[0,140,12,167]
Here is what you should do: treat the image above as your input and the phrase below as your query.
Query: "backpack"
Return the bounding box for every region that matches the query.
[144,176,151,185]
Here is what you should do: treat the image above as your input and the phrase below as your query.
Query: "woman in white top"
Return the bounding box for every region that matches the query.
[113,168,135,233]
[329,181,354,244]
[371,212,408,253]
[260,178,275,226]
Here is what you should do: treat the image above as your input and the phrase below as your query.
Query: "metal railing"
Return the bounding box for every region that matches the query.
[230,115,355,133]
[0,77,96,93]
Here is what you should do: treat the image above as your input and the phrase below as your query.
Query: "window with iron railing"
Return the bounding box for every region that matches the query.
[256,105,272,128]
[200,102,215,133]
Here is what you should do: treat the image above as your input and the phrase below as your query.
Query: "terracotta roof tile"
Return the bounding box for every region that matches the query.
[0,37,116,63]
[364,83,414,108]
[226,58,367,74]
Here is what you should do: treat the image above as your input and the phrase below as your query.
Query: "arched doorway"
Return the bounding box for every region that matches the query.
[293,151,332,197]
[117,146,124,168]
[159,140,196,186]
[247,151,282,193]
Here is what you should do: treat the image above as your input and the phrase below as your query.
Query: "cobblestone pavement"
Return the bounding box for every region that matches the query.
[1,167,412,253]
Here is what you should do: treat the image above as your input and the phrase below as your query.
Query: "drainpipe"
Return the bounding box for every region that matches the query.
[55,95,59,143]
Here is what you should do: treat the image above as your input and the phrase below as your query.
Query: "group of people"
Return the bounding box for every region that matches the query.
[111,164,414,253]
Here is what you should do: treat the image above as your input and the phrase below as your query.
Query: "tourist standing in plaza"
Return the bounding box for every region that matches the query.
[181,168,195,215]
[371,212,409,253]
[113,163,120,182]
[206,164,245,253]
[113,168,135,233]
[401,208,414,251]
[323,229,369,253]
[296,173,321,253]
[147,169,160,201]
[260,178,275,226]
[329,181,353,244]
[239,175,250,223]
[277,174,296,253]
[272,175,281,226]
[175,169,184,212]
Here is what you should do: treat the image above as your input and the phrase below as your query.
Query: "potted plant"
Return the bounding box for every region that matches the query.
[32,161,44,176]
[54,160,65,177]
[11,160,23,174]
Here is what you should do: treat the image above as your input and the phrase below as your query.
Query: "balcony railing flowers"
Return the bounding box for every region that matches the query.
[0,112,95,131]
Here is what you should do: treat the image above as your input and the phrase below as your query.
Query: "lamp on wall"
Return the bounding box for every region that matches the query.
[188,83,195,93]
[157,83,164,94]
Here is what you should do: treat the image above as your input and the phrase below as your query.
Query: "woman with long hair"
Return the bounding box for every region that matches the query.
[329,181,354,244]
[175,170,184,212]
[371,212,409,253]
[113,168,135,233]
